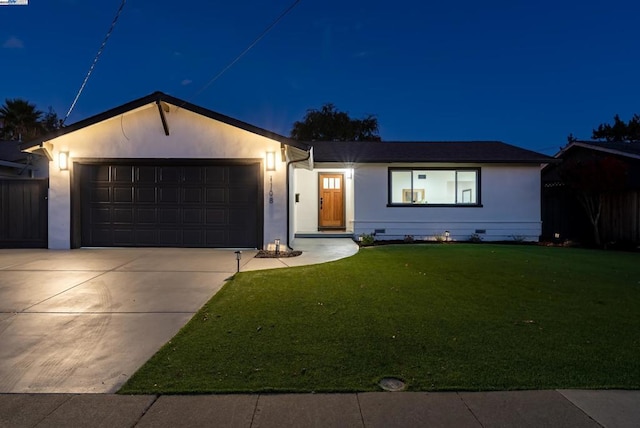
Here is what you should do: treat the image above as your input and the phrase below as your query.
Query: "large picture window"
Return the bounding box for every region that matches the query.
[388,168,480,206]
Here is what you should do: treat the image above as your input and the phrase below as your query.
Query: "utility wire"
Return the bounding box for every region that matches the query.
[188,0,301,102]
[63,0,127,124]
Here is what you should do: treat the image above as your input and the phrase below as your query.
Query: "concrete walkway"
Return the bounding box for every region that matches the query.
[1,390,638,427]
[243,237,360,271]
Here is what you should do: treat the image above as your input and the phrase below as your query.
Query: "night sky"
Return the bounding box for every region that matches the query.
[2,0,639,154]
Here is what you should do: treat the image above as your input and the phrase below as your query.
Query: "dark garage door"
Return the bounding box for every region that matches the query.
[78,162,262,248]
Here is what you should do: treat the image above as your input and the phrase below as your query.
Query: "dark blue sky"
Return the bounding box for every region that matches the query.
[2,0,639,154]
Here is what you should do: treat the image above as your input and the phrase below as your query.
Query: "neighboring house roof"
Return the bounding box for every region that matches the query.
[0,140,35,175]
[555,140,640,160]
[543,140,640,186]
[309,140,554,164]
[20,91,309,152]
[0,140,28,162]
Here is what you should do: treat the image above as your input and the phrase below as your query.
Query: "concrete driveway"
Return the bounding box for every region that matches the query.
[0,248,256,394]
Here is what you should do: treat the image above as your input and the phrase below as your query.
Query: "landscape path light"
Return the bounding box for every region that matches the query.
[234,250,242,273]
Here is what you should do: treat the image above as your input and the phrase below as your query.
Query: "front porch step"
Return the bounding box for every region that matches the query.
[295,232,355,238]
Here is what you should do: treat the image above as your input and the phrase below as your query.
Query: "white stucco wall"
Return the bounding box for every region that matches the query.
[45,103,287,249]
[293,167,355,233]
[352,163,542,242]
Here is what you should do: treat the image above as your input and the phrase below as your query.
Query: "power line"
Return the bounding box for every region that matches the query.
[188,0,301,102]
[63,0,127,124]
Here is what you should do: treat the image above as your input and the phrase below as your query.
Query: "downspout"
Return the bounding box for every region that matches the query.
[286,147,312,250]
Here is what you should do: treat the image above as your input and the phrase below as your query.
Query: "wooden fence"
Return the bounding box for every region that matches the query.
[0,179,48,248]
[542,184,640,245]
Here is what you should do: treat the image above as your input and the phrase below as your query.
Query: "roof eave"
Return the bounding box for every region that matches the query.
[20,91,308,152]
[557,141,640,160]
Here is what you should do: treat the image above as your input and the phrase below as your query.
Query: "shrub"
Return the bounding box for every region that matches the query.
[469,233,483,243]
[358,233,375,246]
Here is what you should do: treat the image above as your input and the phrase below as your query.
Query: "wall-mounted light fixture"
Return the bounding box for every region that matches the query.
[266,151,276,171]
[58,151,69,171]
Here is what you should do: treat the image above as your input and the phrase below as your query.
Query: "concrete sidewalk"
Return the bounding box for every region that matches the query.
[1,390,638,427]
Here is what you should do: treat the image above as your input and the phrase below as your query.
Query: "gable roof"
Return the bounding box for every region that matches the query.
[20,91,309,152]
[309,141,554,164]
[555,140,640,160]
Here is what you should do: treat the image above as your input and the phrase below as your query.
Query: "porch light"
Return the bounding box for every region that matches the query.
[58,151,69,171]
[266,151,276,171]
[234,250,242,273]
[346,168,354,179]
[275,238,281,255]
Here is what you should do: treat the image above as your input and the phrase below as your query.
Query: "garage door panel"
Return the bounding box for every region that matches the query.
[113,166,133,182]
[136,166,156,183]
[206,230,226,246]
[229,188,256,203]
[158,230,179,245]
[114,229,135,245]
[91,188,110,203]
[206,188,226,203]
[114,187,133,203]
[228,208,256,225]
[206,208,225,224]
[183,188,203,203]
[159,208,179,224]
[137,208,157,224]
[137,187,156,203]
[133,229,156,245]
[90,165,110,181]
[183,208,202,224]
[159,167,180,183]
[113,208,133,223]
[159,187,179,203]
[91,228,112,245]
[227,228,255,247]
[205,166,226,183]
[81,163,260,248]
[183,230,205,246]
[91,208,111,224]
[184,167,203,183]
[229,165,256,184]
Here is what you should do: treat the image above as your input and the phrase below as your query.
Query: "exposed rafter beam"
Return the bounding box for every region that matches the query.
[156,100,170,136]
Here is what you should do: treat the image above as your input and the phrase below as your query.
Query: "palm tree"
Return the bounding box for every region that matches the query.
[0,98,44,141]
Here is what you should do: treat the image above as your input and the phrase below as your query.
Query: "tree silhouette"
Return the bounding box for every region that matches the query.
[0,98,44,141]
[0,99,60,141]
[591,114,640,143]
[290,103,381,142]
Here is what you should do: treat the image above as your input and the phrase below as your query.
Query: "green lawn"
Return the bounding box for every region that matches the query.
[120,244,640,394]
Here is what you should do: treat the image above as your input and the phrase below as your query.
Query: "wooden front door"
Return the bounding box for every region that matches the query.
[318,173,345,229]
